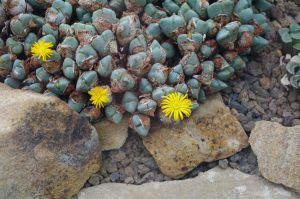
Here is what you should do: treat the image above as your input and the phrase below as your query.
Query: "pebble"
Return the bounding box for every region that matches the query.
[104,161,118,173]
[218,159,229,169]
[270,87,285,99]
[229,101,248,114]
[259,76,272,90]
[282,116,294,126]
[88,174,102,186]
[124,176,135,184]
[137,164,151,175]
[124,166,135,177]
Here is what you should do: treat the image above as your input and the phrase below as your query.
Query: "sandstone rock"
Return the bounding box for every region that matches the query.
[143,94,249,179]
[0,84,101,199]
[78,167,299,199]
[250,121,300,193]
[94,115,129,151]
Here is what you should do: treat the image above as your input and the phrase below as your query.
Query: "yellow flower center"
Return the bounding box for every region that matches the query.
[88,86,111,108]
[31,40,54,61]
[161,92,193,121]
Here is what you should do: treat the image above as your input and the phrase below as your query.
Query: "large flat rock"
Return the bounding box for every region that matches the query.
[78,167,299,199]
[143,94,249,179]
[0,84,101,199]
[250,121,300,193]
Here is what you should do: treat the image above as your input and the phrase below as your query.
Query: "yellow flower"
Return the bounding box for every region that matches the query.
[161,92,193,121]
[31,40,53,61]
[88,86,111,108]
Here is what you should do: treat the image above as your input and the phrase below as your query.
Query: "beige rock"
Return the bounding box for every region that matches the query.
[0,84,101,199]
[250,121,300,193]
[94,115,129,151]
[78,167,299,199]
[143,94,249,179]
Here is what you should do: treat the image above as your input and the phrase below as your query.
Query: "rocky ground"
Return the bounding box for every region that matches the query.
[82,0,300,188]
[0,1,299,199]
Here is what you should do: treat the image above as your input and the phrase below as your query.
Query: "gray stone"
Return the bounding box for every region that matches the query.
[250,121,300,193]
[78,168,299,199]
[218,159,229,169]
[0,84,101,199]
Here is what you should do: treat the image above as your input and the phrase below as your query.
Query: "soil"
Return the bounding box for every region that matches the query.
[81,0,300,190]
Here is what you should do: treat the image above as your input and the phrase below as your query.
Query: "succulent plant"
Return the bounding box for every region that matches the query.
[282,54,300,89]
[278,22,300,56]
[1,0,272,137]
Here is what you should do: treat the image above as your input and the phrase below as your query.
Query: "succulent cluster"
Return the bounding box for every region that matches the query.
[278,22,300,56]
[0,0,271,136]
[281,54,300,89]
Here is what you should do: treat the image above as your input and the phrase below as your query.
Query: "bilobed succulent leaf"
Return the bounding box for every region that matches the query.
[178,3,199,22]
[143,3,167,24]
[145,23,162,42]
[187,0,209,19]
[234,0,251,13]
[207,0,234,18]
[216,21,240,49]
[161,42,176,59]
[237,7,253,24]
[162,0,180,14]
[105,104,123,124]
[139,78,153,94]
[290,22,300,33]
[96,55,114,77]
[251,36,269,53]
[286,55,300,75]
[4,77,21,89]
[255,0,272,12]
[290,74,300,89]
[159,15,186,39]
[76,71,98,93]
[148,63,169,85]
[47,76,73,96]
[92,8,119,34]
[63,58,78,80]
[78,0,108,12]
[129,35,147,54]
[122,91,138,113]
[209,79,228,93]
[12,59,28,81]
[293,43,300,54]
[109,0,126,14]
[187,17,209,35]
[129,114,150,136]
[291,32,300,43]
[152,85,175,102]
[116,14,141,46]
